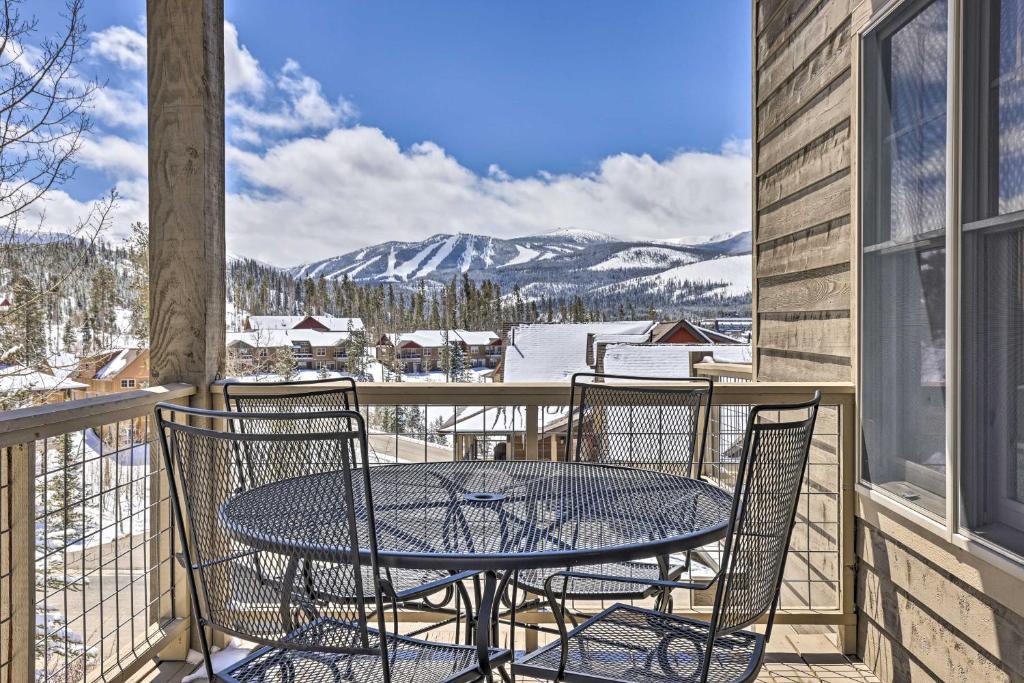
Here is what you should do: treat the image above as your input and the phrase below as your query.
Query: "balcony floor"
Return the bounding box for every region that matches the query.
[135,625,879,682]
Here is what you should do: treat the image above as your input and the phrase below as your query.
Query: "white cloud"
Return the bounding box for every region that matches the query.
[228,59,356,135]
[89,86,147,128]
[44,21,752,268]
[78,135,148,178]
[89,25,146,70]
[226,127,751,265]
[224,22,267,97]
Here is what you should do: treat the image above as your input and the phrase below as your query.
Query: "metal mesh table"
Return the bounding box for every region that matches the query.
[220,460,732,571]
[219,460,732,671]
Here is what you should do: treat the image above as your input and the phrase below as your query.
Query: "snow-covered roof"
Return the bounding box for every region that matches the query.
[95,348,144,380]
[246,315,364,332]
[0,364,88,393]
[227,329,352,348]
[453,330,501,345]
[601,343,752,378]
[503,321,656,382]
[387,330,499,348]
[313,316,364,331]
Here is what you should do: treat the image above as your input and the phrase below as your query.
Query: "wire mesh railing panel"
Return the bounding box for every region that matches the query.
[33,414,179,683]
[362,403,566,464]
[697,399,842,613]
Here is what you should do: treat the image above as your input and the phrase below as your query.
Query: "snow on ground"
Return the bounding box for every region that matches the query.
[340,254,382,278]
[390,240,443,280]
[599,254,752,298]
[459,235,477,272]
[589,247,697,271]
[502,244,540,267]
[481,237,496,267]
[413,234,460,279]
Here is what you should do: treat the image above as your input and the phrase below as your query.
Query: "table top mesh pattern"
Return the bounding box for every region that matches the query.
[220,460,732,571]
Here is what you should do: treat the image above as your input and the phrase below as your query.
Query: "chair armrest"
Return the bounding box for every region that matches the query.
[546,570,719,594]
[393,569,480,601]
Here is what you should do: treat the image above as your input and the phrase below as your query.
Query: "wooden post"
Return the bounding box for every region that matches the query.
[525,406,539,460]
[6,443,36,681]
[147,0,226,405]
[839,395,858,654]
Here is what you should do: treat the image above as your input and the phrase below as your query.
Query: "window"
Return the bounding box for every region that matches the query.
[120,379,136,389]
[259,348,268,358]
[961,0,1024,553]
[316,347,327,356]
[860,0,949,518]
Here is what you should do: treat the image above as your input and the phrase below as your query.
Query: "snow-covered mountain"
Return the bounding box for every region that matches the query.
[289,228,752,316]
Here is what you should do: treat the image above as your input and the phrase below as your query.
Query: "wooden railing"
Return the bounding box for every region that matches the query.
[0,377,856,682]
[0,384,195,683]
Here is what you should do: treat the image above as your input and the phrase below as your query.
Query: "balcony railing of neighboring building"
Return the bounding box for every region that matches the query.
[0,378,855,681]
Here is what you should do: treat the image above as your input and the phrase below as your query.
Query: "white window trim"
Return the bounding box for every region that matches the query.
[857,0,1024,569]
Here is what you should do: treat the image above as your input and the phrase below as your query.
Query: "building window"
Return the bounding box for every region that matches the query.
[120,379,136,389]
[860,0,949,518]
[259,348,268,358]
[316,348,327,356]
[961,0,1024,553]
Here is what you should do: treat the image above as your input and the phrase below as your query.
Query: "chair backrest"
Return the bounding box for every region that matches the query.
[567,373,714,478]
[223,376,359,426]
[223,378,361,488]
[154,404,389,660]
[705,392,821,670]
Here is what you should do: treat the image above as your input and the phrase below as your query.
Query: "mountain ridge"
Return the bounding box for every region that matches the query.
[281,228,752,317]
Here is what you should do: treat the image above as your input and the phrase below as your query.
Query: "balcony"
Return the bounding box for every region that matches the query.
[0,369,866,682]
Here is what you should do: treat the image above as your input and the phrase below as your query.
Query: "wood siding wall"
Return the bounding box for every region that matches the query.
[753,2,1024,682]
[753,0,854,382]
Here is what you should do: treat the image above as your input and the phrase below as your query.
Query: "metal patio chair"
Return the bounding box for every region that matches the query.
[222,377,479,639]
[512,392,822,683]
[155,404,510,683]
[513,373,714,610]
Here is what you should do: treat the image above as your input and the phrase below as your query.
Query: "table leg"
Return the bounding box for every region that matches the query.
[474,570,517,681]
[476,571,498,679]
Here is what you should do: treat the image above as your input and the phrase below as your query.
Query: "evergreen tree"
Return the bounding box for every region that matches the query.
[125,222,149,341]
[273,345,297,380]
[4,275,46,365]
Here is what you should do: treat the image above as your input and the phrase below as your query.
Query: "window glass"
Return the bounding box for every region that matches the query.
[962,0,1024,554]
[996,0,1024,213]
[861,0,948,517]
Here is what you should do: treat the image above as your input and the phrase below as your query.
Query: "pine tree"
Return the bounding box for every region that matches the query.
[125,222,149,341]
[273,345,297,380]
[4,275,46,366]
[62,322,76,354]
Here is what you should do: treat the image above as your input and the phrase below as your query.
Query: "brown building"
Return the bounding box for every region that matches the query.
[227,329,365,375]
[73,348,150,397]
[376,330,502,373]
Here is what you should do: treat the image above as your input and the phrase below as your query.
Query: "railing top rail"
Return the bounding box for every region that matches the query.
[692,361,754,379]
[0,382,195,448]
[210,380,853,406]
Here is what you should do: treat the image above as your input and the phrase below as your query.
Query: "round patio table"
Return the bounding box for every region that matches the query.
[219,460,733,675]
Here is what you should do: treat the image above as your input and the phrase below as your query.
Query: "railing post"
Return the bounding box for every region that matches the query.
[838,395,857,655]
[525,406,539,460]
[7,442,36,682]
[153,399,192,662]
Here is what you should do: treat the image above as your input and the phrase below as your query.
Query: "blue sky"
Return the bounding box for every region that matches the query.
[29,1,752,265]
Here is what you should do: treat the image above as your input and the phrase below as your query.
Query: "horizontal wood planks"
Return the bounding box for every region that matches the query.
[754,0,855,382]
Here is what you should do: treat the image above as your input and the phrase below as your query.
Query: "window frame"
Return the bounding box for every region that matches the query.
[858,0,1024,567]
[857,0,954,522]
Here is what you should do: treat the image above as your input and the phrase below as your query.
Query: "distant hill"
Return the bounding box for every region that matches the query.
[288,228,752,316]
